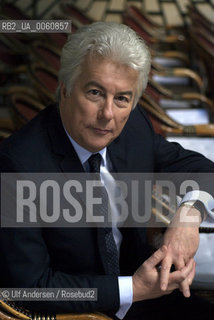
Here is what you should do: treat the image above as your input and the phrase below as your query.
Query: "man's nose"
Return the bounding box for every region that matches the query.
[98,99,114,120]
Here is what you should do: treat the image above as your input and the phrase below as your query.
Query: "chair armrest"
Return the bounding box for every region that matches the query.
[57,313,112,320]
[181,92,214,112]
[140,95,214,137]
[155,34,186,44]
[0,300,113,320]
[161,124,214,136]
[140,96,181,128]
[152,50,190,65]
[153,68,204,90]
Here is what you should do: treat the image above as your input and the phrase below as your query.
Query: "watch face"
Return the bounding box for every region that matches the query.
[181,201,195,207]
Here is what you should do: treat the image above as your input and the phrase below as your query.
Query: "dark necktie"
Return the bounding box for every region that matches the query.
[88,153,120,275]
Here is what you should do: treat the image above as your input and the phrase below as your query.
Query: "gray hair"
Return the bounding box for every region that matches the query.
[58,21,151,108]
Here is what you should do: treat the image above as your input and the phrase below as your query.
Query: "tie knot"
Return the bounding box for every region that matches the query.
[88,153,102,173]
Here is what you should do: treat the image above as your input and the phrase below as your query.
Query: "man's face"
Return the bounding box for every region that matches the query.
[60,55,139,152]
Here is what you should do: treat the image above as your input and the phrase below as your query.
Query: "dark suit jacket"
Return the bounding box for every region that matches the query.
[0,104,214,315]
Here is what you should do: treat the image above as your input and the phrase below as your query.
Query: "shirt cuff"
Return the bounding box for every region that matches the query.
[115,276,133,319]
[180,190,214,220]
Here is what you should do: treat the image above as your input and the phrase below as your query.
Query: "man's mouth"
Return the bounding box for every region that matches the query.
[93,128,111,135]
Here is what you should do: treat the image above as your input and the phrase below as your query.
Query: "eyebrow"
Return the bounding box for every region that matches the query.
[84,81,133,98]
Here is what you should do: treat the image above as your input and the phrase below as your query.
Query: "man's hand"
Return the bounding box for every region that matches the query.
[133,245,195,302]
[160,206,200,297]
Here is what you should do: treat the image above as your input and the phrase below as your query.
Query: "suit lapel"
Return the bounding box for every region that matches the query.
[108,130,128,172]
[108,109,154,173]
[47,105,84,173]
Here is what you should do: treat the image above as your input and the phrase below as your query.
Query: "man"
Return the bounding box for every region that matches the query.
[0,22,214,320]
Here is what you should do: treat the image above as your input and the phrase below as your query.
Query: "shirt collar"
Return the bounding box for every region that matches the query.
[64,129,107,166]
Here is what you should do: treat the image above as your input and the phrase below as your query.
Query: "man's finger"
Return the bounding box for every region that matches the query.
[187,260,196,286]
[144,245,167,269]
[173,258,187,295]
[179,279,191,297]
[159,255,174,291]
[159,248,185,291]
[179,260,196,297]
[169,258,195,286]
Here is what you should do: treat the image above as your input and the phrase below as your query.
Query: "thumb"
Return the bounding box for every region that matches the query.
[145,245,168,269]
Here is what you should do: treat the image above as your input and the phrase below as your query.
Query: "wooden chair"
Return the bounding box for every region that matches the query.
[0,85,39,100]
[151,62,205,92]
[0,300,112,320]
[31,40,61,71]
[51,14,79,34]
[59,3,93,25]
[0,34,27,66]
[8,92,45,128]
[188,25,214,99]
[145,78,214,114]
[27,63,58,105]
[123,14,187,52]
[122,14,190,69]
[44,32,68,50]
[0,103,15,140]
[0,2,30,19]
[140,94,214,137]
[124,6,187,44]
[0,128,13,143]
[125,5,186,38]
[187,4,214,35]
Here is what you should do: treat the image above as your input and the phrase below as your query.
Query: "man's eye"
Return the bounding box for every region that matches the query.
[116,96,129,102]
[89,89,101,96]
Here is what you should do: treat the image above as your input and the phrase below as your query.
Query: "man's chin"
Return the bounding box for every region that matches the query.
[86,136,114,152]
[87,142,110,153]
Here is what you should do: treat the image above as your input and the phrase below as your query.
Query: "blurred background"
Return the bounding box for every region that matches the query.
[0,0,214,161]
[0,0,214,300]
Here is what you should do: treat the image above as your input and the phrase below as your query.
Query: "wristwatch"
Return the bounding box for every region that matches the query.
[180,200,206,221]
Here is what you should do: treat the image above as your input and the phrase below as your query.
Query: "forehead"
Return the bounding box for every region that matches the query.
[76,54,139,91]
